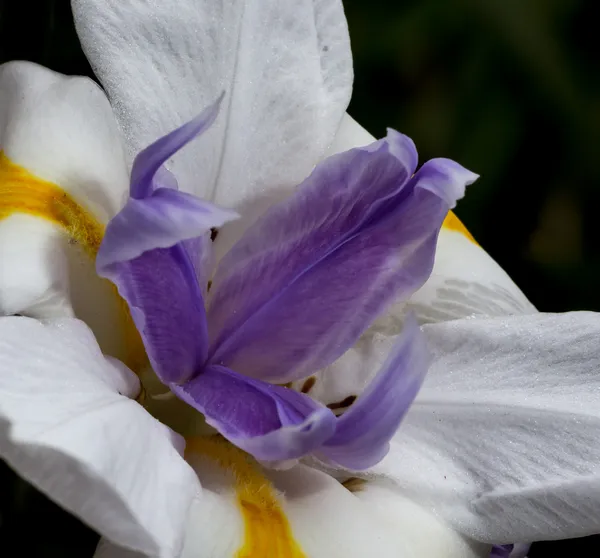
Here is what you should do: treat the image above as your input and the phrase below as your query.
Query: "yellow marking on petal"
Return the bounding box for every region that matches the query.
[186,436,306,558]
[442,211,478,245]
[0,151,146,372]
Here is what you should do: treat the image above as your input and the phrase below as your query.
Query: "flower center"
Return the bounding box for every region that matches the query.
[0,151,146,372]
[186,436,306,558]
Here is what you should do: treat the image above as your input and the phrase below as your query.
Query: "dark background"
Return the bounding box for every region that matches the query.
[1,0,599,555]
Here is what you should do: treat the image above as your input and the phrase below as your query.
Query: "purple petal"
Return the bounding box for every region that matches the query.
[208,131,476,382]
[130,93,224,199]
[100,247,208,384]
[490,546,515,558]
[490,544,531,558]
[97,101,237,384]
[319,316,429,470]
[171,365,337,461]
[97,188,237,269]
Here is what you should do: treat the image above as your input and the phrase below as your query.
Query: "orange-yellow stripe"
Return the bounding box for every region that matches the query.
[442,210,478,244]
[0,151,145,372]
[187,436,306,558]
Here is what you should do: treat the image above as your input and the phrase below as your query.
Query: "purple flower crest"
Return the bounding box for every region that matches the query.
[97,95,477,469]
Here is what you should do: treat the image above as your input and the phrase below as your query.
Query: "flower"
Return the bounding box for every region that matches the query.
[96,93,472,469]
[0,2,599,558]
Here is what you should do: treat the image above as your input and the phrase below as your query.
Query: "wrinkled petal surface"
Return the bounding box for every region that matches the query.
[172,366,336,462]
[0,317,198,557]
[73,0,352,208]
[321,316,429,470]
[372,312,600,544]
[209,131,476,382]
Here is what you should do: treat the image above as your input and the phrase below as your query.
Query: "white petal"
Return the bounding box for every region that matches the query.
[73,0,352,209]
[96,453,490,558]
[407,228,536,322]
[0,317,199,557]
[326,113,377,156]
[353,481,491,558]
[0,62,142,366]
[371,311,600,544]
[327,113,535,322]
[0,216,73,318]
[0,61,129,221]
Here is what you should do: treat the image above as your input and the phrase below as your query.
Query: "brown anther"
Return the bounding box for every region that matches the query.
[210,227,219,241]
[342,477,367,493]
[300,376,316,393]
[326,395,357,411]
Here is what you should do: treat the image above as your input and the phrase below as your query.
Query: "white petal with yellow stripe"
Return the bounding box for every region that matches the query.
[95,435,490,558]
[0,61,200,556]
[0,61,144,369]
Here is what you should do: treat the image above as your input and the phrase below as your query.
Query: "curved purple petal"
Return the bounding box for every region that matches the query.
[97,100,237,384]
[130,93,224,199]
[208,132,476,382]
[171,365,336,461]
[97,188,237,269]
[319,316,429,470]
[100,248,207,384]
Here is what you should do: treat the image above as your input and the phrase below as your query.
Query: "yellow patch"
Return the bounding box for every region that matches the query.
[186,436,306,558]
[0,151,146,371]
[442,210,478,244]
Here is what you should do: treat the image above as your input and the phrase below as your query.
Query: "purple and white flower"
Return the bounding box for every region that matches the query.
[0,2,598,558]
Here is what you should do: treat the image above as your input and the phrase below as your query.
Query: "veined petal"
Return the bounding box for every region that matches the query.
[171,366,336,462]
[209,132,474,382]
[99,248,209,385]
[0,317,199,557]
[328,114,535,322]
[320,316,429,470]
[408,227,536,322]
[73,0,352,208]
[371,312,600,544]
[98,113,238,385]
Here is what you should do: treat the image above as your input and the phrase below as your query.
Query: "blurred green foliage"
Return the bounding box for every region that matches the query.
[1,0,599,555]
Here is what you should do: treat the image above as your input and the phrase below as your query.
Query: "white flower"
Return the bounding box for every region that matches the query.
[0,2,598,558]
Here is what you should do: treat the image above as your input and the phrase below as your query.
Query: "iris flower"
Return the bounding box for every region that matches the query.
[0,2,599,558]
